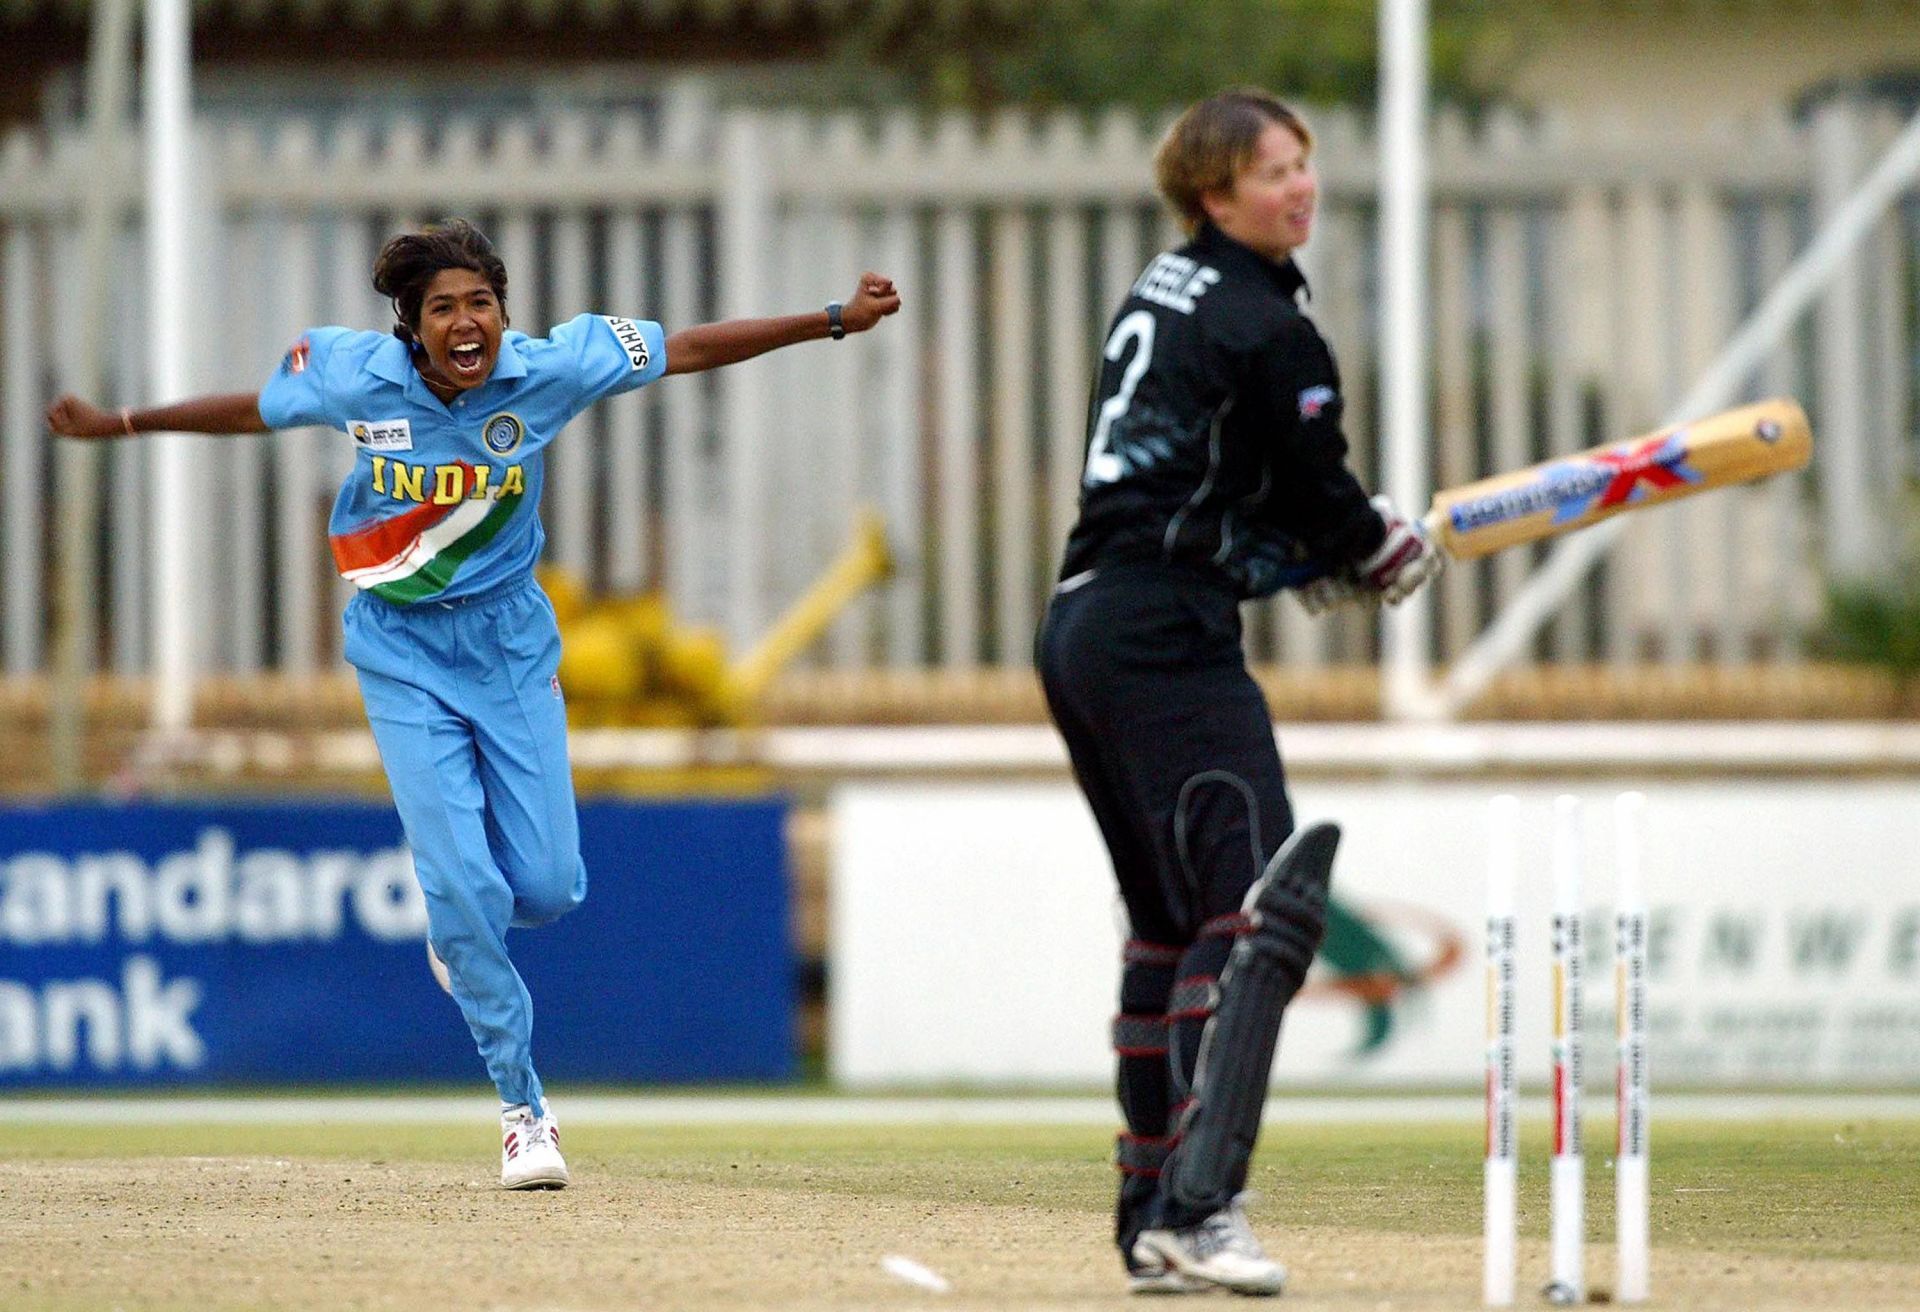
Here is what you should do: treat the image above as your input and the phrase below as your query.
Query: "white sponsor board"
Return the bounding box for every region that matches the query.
[830,780,1920,1087]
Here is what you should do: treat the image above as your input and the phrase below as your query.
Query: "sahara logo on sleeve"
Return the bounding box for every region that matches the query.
[349,419,413,452]
[601,317,652,371]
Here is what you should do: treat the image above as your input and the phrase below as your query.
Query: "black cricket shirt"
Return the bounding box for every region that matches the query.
[1058,222,1387,596]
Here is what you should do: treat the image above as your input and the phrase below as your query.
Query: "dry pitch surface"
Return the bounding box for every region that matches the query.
[4,1116,1917,1311]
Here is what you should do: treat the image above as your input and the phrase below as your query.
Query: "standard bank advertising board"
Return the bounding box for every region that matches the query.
[0,799,792,1087]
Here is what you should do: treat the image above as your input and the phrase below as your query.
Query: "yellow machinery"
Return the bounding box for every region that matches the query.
[548,510,895,729]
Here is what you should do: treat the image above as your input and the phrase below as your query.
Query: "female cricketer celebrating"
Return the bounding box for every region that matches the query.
[1038,91,1439,1295]
[49,219,900,1189]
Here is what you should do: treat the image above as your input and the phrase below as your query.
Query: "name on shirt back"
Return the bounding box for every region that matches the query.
[1131,253,1222,315]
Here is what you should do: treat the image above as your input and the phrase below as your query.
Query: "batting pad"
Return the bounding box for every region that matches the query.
[1165,822,1340,1218]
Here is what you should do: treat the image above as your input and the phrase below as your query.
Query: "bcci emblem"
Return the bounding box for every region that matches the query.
[482,412,525,456]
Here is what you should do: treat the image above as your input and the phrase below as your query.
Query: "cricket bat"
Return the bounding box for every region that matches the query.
[1423,398,1811,560]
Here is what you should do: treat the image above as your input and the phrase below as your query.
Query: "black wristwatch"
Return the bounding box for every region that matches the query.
[825,301,846,341]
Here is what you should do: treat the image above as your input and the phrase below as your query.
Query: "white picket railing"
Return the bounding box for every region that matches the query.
[0,100,1909,683]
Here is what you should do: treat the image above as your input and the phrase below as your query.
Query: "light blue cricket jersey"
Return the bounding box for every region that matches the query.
[258,313,668,606]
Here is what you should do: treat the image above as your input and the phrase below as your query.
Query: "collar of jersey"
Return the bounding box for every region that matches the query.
[1193,222,1309,301]
[365,332,529,405]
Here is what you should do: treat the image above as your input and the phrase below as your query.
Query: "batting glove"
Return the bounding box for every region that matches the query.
[1296,572,1373,616]
[1355,495,1444,606]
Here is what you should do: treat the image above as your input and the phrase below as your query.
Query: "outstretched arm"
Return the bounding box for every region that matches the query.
[664,273,900,376]
[46,392,270,440]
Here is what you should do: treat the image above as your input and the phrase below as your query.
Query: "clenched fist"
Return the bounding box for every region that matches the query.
[840,273,901,333]
[46,395,128,439]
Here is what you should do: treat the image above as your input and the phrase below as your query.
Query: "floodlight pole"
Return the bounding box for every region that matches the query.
[1378,0,1437,720]
[145,0,196,733]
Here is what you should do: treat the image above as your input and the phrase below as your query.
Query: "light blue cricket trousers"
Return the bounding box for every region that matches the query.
[343,574,585,1117]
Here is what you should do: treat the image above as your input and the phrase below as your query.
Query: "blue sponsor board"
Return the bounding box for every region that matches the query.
[0,799,792,1087]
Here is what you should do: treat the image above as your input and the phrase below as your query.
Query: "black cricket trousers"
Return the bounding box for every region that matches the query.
[1037,560,1295,946]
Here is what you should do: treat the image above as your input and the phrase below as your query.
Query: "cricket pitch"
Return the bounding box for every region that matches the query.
[3,1113,1916,1310]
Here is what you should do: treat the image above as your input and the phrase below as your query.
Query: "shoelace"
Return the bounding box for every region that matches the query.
[1194,1204,1267,1261]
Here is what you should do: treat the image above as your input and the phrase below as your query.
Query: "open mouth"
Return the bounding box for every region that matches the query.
[449,343,486,378]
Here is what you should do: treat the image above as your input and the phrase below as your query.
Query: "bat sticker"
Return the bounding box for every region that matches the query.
[1430,399,1809,560]
[1449,434,1704,534]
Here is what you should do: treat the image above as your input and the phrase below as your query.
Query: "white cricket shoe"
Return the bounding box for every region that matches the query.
[500,1104,569,1190]
[426,942,453,995]
[1126,1252,1209,1295]
[1132,1197,1287,1297]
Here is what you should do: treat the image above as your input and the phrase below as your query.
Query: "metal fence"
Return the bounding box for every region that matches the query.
[0,97,1911,680]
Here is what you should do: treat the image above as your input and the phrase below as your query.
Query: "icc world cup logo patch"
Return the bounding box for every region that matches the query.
[482,412,525,456]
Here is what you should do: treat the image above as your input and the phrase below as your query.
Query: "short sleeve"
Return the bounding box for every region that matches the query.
[554,313,669,411]
[258,327,352,430]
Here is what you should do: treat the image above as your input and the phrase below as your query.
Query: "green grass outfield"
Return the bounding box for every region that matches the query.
[11,1114,1917,1265]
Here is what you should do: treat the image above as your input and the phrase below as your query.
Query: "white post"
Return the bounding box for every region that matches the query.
[1483,794,1519,1307]
[144,0,196,732]
[51,0,135,787]
[1812,100,1875,580]
[875,118,926,667]
[1548,794,1585,1306]
[1614,792,1652,1304]
[659,80,713,628]
[717,111,770,652]
[0,222,42,676]
[1378,0,1435,719]
[933,190,981,669]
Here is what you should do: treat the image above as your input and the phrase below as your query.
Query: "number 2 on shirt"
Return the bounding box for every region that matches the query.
[1083,310,1156,487]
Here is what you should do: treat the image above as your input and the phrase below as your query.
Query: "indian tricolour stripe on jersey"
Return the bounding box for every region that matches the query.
[329,466,522,605]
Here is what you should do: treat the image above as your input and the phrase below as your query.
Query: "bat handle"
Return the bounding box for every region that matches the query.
[1284,507,1454,594]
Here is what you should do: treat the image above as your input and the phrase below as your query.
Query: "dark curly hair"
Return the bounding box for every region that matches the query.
[371,219,509,345]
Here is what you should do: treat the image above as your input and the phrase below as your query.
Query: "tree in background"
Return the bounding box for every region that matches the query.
[825,0,1517,113]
